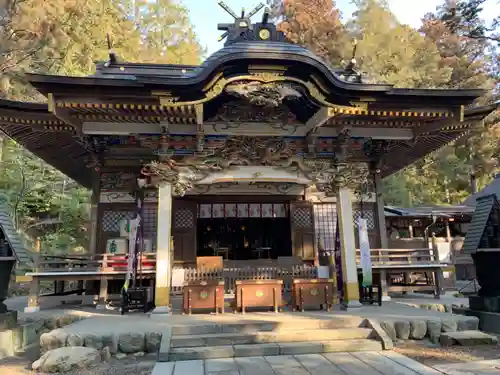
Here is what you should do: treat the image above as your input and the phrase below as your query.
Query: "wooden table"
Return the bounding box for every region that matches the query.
[183,280,225,315]
[291,278,336,312]
[234,279,282,313]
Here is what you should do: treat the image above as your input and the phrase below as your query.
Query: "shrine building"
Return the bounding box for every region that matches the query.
[0,5,496,312]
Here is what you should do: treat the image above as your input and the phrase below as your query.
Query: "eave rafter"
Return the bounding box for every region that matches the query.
[412,105,465,137]
[48,93,100,165]
[48,93,83,132]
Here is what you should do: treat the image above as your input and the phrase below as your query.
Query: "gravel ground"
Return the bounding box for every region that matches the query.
[394,335,500,367]
[0,356,155,375]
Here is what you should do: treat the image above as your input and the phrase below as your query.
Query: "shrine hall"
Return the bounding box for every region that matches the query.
[0,3,496,313]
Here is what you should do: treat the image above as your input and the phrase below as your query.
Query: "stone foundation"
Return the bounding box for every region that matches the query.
[0,314,86,361]
[377,316,479,344]
[39,330,163,356]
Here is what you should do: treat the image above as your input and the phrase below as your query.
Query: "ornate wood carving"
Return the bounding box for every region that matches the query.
[209,100,297,123]
[225,81,302,108]
[140,135,373,196]
[100,172,137,191]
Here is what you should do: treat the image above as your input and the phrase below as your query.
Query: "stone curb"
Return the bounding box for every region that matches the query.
[365,318,393,350]
[376,316,480,343]
[157,328,172,362]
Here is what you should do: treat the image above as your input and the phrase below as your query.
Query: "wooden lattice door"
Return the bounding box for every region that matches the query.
[172,200,197,264]
[290,201,315,261]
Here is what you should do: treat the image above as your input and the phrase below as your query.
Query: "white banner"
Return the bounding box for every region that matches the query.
[358,217,373,286]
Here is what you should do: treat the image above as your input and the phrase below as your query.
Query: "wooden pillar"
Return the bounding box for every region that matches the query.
[88,173,101,300]
[445,219,452,242]
[89,173,100,255]
[373,172,391,301]
[374,172,388,249]
[337,187,361,309]
[153,184,173,313]
[25,252,41,313]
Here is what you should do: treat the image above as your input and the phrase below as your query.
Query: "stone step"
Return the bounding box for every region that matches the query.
[440,330,499,347]
[170,317,365,336]
[167,339,383,361]
[171,328,375,347]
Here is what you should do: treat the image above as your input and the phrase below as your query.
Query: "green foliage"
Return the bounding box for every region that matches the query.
[0,0,203,255]
[273,0,499,207]
[347,0,452,88]
[0,137,90,253]
[130,0,204,64]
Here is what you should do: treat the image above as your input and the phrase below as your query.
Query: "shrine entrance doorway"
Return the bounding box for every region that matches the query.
[197,217,292,261]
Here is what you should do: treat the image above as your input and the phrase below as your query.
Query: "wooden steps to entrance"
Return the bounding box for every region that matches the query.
[160,317,387,362]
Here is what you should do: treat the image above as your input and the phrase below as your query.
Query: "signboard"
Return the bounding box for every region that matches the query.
[358,217,373,287]
[171,268,186,288]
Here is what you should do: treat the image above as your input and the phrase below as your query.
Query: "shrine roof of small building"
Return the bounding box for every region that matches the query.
[384,205,475,218]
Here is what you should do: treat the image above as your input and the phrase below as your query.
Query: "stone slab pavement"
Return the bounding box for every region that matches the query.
[433,359,500,375]
[152,351,457,375]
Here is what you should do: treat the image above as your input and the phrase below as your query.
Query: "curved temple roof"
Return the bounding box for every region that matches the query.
[0,4,497,188]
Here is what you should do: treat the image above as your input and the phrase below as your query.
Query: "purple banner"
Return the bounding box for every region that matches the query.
[334,215,343,302]
[131,189,144,287]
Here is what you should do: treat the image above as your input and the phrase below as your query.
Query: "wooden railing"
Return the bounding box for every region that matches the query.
[33,253,157,273]
[355,248,443,266]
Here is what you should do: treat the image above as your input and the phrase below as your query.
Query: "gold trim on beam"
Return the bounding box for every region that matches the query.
[195,104,204,125]
[0,116,63,126]
[203,72,224,91]
[43,125,75,132]
[349,101,369,110]
[248,65,288,72]
[47,93,55,113]
[310,75,330,94]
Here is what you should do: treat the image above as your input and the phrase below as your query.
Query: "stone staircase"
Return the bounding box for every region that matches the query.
[159,316,389,362]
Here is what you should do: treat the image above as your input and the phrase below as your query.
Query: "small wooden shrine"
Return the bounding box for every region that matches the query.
[0,3,496,312]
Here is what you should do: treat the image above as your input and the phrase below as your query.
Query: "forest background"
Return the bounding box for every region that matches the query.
[0,0,498,255]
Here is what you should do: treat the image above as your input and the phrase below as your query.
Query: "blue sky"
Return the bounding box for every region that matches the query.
[180,0,499,56]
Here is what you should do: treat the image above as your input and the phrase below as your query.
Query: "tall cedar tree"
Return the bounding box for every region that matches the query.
[268,0,348,67]
[420,0,498,198]
[440,0,499,43]
[347,0,452,88]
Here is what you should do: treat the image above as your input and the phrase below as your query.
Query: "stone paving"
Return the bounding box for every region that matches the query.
[153,352,500,375]
[152,351,449,375]
[434,359,500,374]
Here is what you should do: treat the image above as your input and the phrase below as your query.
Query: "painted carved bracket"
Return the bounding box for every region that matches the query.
[317,164,370,196]
[141,135,369,196]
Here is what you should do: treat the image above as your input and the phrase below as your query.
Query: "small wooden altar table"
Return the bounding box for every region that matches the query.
[291,278,335,312]
[234,279,282,313]
[182,280,225,315]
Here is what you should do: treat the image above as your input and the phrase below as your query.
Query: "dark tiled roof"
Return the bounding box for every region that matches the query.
[384,205,475,217]
[462,194,500,253]
[0,100,93,187]
[464,176,500,207]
